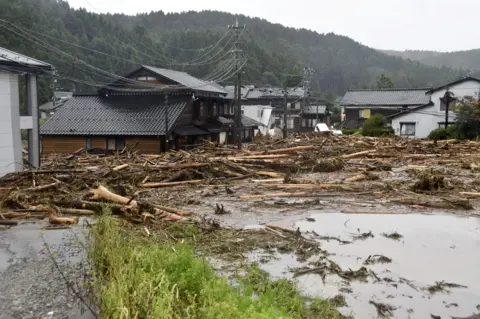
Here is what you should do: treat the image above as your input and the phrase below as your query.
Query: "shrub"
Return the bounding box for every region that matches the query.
[342,129,359,135]
[428,127,454,140]
[361,114,393,136]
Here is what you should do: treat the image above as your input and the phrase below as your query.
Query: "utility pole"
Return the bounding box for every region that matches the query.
[283,88,288,138]
[444,89,452,129]
[301,66,314,128]
[229,18,245,149]
[165,93,169,151]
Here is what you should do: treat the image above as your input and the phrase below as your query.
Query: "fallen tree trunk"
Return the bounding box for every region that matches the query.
[256,171,283,178]
[112,163,129,172]
[140,180,203,188]
[149,163,210,170]
[240,192,309,199]
[0,220,18,225]
[250,145,314,155]
[60,208,95,215]
[28,182,60,192]
[341,150,375,159]
[459,192,480,198]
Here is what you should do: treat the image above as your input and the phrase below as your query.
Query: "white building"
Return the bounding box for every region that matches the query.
[241,105,274,136]
[0,46,53,176]
[391,77,480,138]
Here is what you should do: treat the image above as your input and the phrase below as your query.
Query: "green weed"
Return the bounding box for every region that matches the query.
[88,216,343,319]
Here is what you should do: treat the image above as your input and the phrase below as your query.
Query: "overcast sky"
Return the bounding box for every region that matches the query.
[68,0,479,52]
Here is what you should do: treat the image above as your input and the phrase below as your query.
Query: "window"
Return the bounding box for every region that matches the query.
[136,76,157,81]
[287,118,294,129]
[107,137,125,151]
[440,97,456,111]
[257,109,262,118]
[400,123,416,136]
[359,109,371,119]
[198,102,204,118]
[86,138,92,150]
[295,102,301,110]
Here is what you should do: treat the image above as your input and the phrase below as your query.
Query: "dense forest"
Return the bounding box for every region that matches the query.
[382,49,480,71]
[0,0,472,104]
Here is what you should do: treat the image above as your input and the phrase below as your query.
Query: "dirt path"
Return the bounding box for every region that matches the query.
[0,219,95,319]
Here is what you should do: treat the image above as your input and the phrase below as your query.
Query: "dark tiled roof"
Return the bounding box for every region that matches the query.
[303,105,327,114]
[41,94,189,136]
[174,125,208,136]
[341,89,431,106]
[142,65,227,95]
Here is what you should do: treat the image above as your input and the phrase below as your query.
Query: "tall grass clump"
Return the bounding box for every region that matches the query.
[88,216,342,319]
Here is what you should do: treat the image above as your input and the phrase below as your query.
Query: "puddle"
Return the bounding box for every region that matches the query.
[286,212,480,318]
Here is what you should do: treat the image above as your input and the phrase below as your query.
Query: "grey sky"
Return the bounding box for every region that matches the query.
[68,0,479,52]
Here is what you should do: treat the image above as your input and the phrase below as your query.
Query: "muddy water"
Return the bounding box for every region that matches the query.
[294,213,480,318]
[251,213,480,319]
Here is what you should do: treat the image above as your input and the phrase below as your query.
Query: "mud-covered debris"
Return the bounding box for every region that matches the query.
[328,295,347,307]
[306,217,316,222]
[312,158,345,173]
[214,204,230,215]
[382,232,403,240]
[413,169,447,192]
[369,300,396,317]
[351,230,374,240]
[445,303,459,308]
[364,254,392,265]
[426,281,468,294]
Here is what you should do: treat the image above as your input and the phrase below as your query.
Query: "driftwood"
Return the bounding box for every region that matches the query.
[251,145,314,155]
[265,224,297,234]
[112,164,129,172]
[0,220,18,225]
[459,192,480,198]
[140,180,203,188]
[60,208,95,215]
[150,163,210,170]
[256,171,283,178]
[341,150,375,159]
[28,182,60,192]
[240,192,309,199]
[153,205,193,216]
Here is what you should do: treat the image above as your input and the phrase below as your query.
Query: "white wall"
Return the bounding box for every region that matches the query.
[0,71,22,176]
[392,80,480,138]
[241,105,273,135]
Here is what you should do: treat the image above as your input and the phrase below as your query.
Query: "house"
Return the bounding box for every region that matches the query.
[0,46,53,175]
[241,105,275,136]
[39,91,73,119]
[391,77,480,138]
[300,105,329,131]
[41,65,234,153]
[341,89,432,129]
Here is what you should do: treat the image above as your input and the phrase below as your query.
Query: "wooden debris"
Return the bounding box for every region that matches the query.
[342,210,408,215]
[112,163,129,172]
[140,180,203,188]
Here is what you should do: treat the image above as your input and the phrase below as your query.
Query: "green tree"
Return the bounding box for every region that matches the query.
[362,114,393,136]
[453,98,480,139]
[376,73,394,89]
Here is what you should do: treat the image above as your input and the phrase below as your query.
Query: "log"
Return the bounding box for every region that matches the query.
[0,220,18,225]
[341,150,375,159]
[222,170,244,177]
[407,165,427,169]
[89,185,138,206]
[153,205,193,216]
[256,171,283,178]
[341,210,408,215]
[251,179,285,184]
[251,145,315,155]
[240,192,309,199]
[459,192,480,197]
[149,163,210,169]
[60,208,95,215]
[49,215,77,225]
[112,163,129,172]
[43,225,72,230]
[230,154,289,160]
[28,182,60,192]
[345,174,367,183]
[265,224,297,234]
[140,180,203,188]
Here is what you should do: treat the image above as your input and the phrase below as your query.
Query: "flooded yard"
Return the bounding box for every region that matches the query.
[248,212,480,318]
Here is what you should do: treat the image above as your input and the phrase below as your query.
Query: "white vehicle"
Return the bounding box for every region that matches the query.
[314,123,343,135]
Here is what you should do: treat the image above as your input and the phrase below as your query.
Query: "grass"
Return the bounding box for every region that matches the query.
[89,216,343,319]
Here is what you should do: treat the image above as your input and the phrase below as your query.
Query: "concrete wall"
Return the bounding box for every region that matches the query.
[0,71,22,176]
[392,80,480,138]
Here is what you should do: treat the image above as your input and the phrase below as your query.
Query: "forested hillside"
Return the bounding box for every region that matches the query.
[0,0,471,104]
[382,49,480,71]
